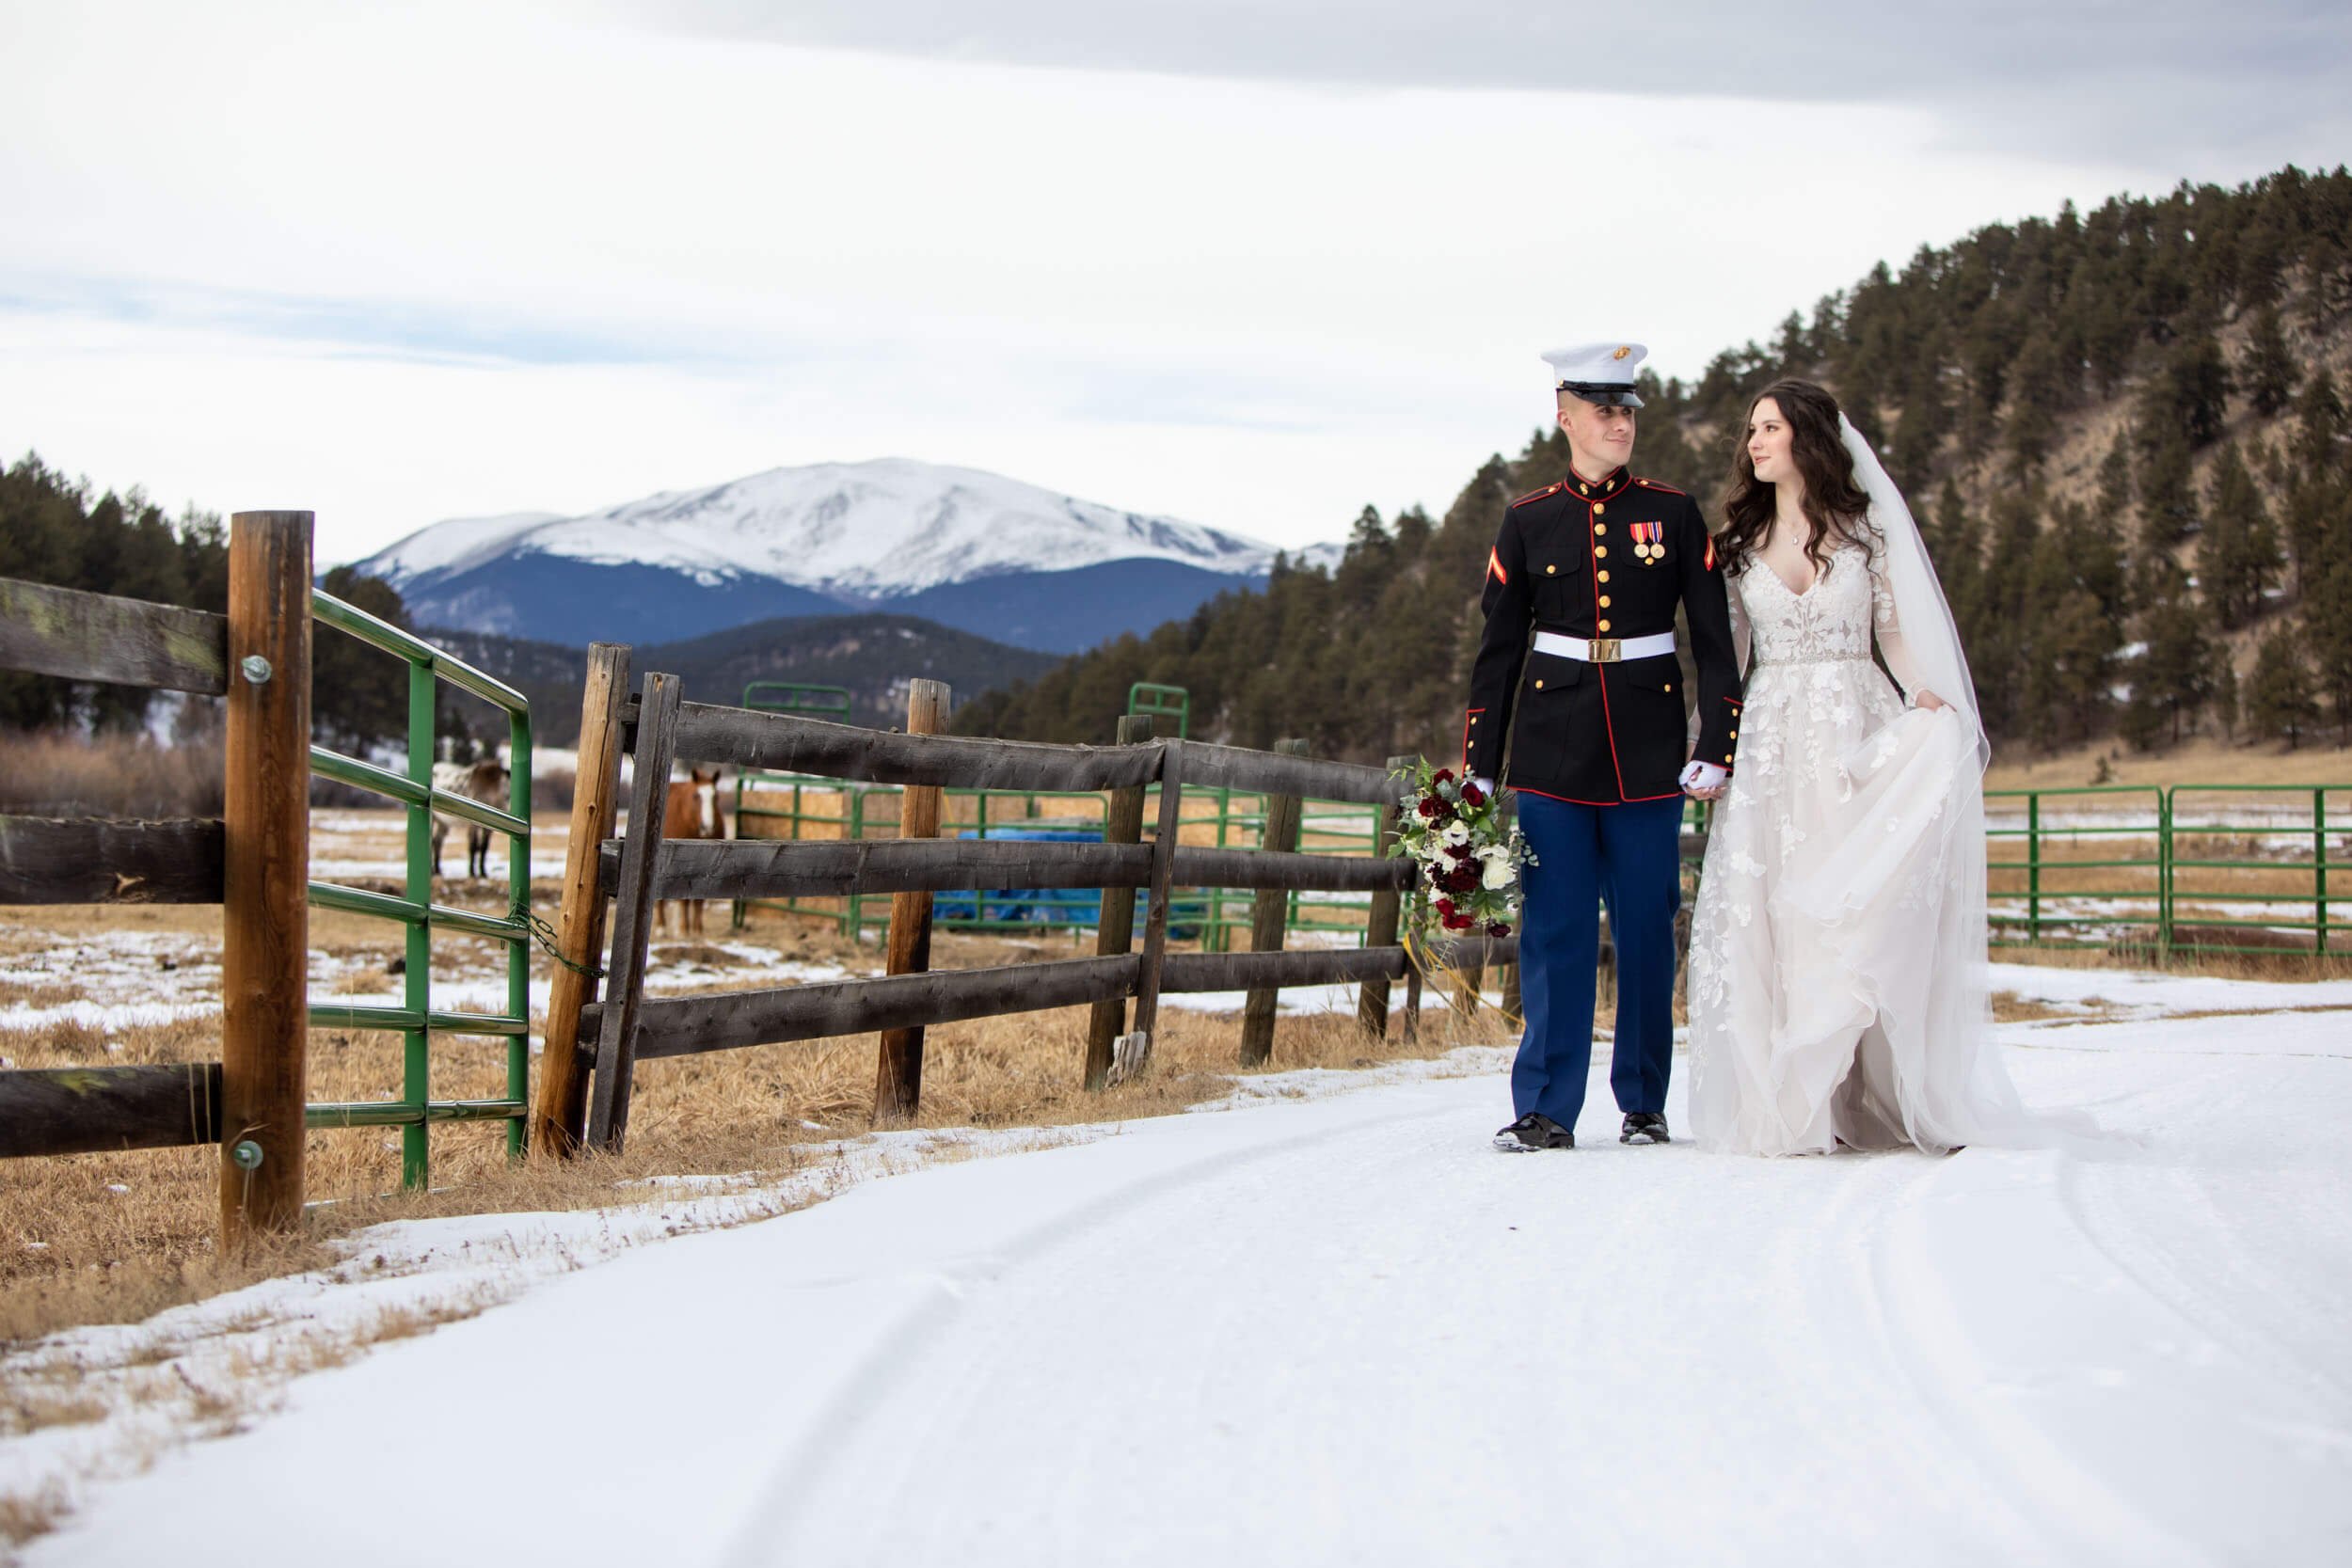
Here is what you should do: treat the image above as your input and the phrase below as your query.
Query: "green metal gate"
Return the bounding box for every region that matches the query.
[304,590,533,1189]
[1985,783,2347,958]
[1125,682,1190,738]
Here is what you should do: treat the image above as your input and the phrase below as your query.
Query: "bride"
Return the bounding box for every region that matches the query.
[1684,378,2029,1155]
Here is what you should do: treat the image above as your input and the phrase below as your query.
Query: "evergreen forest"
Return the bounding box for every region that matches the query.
[954,165,2352,759]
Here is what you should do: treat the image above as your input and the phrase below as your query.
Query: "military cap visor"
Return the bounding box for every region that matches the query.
[1558,381,1645,409]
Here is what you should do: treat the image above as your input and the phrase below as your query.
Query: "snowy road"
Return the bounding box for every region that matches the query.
[24,998,2352,1566]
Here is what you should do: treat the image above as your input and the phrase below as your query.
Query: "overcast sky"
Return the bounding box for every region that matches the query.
[2,0,2344,565]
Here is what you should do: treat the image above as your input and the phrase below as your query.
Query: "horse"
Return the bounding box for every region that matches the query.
[657,767,727,936]
[430,757,511,879]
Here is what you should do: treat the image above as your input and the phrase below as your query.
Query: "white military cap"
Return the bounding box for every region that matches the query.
[1542,341,1646,406]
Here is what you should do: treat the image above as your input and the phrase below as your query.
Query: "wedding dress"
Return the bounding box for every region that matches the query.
[1686,430,2031,1156]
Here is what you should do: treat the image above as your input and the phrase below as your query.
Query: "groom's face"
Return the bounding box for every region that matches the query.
[1556,394,1637,473]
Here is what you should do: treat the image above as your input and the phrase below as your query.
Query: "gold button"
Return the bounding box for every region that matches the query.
[1594,523,1608,537]
[1599,595,1612,608]
[1597,570,1610,583]
[1534,678,1545,689]
[1594,546,1609,559]
[1662,683,1672,692]
[1597,619,1612,632]
[1593,502,1606,515]
[1729,729,1738,738]
[1546,563,1557,576]
[1470,715,1479,723]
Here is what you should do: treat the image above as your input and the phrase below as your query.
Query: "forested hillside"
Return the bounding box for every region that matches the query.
[955,165,2352,760]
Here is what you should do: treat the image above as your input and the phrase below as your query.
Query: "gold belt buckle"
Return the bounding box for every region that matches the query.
[1590,638,1622,662]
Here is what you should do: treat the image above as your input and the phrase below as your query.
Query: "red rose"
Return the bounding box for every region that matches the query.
[1435,896,1455,918]
[1433,768,1454,784]
[1445,840,1474,861]
[1442,910,1474,932]
[1416,798,1441,819]
[1486,921,1511,937]
[1460,782,1486,807]
[1447,866,1481,895]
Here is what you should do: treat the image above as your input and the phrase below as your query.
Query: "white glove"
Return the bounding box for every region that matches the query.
[1678,761,1726,793]
[1472,777,1495,796]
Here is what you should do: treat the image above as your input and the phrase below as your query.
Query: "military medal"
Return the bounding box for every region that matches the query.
[1630,520,1664,563]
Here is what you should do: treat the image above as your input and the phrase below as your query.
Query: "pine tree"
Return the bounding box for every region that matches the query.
[2197,442,2282,627]
[2141,332,2233,449]
[2310,543,2352,743]
[311,567,415,751]
[2137,428,2201,564]
[2121,564,2217,750]
[2241,304,2298,417]
[2005,333,2066,467]
[2212,654,2238,740]
[2246,623,2320,746]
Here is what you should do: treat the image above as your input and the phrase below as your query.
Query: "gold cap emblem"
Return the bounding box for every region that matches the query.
[1612,345,1630,359]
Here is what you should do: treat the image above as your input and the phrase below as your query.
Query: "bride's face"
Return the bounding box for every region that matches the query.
[1746,398,1796,484]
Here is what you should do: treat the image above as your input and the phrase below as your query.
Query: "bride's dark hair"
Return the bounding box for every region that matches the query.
[1715,378,1877,580]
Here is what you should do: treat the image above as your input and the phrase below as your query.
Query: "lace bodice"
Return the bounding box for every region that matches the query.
[1730,544,1918,688]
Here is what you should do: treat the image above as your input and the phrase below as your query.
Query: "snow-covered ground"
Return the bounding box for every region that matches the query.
[9,963,2350,1565]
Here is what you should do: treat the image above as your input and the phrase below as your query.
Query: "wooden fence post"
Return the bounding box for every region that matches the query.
[874,678,949,1122]
[1127,737,1185,1066]
[1239,738,1309,1066]
[1357,754,1415,1039]
[588,672,680,1153]
[220,510,311,1243]
[533,641,630,1157]
[1084,713,1157,1089]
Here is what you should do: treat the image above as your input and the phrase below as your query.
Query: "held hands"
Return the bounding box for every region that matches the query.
[1679,760,1726,800]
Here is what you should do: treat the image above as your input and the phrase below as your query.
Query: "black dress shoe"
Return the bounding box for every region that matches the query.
[1495,1113,1575,1151]
[1621,1112,1670,1145]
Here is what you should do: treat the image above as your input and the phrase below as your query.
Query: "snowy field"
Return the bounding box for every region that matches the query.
[9,963,2350,1566]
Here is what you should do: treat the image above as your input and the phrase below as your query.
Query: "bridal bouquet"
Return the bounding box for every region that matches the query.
[1388,761,1533,942]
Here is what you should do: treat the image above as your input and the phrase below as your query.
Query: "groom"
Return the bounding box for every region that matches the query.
[1466,341,1742,1151]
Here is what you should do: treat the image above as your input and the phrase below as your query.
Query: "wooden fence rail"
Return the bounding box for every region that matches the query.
[0,519,312,1245]
[554,660,1515,1155]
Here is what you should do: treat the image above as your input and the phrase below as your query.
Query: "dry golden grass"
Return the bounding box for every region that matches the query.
[0,1484,66,1552]
[0,729,226,817]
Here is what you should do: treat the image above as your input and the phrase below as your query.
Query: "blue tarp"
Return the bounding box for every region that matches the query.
[931,828,1202,936]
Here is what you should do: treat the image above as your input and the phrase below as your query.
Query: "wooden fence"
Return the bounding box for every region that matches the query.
[533,653,1515,1154]
[0,515,313,1243]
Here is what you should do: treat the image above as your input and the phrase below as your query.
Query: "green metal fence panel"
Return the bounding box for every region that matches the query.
[1983,785,2169,953]
[305,588,533,1188]
[743,681,853,720]
[2163,784,2352,956]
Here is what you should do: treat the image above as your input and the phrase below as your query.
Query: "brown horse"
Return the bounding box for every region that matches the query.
[657,767,727,936]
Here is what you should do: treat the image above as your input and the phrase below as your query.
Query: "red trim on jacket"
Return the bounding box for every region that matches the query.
[1509,481,1565,509]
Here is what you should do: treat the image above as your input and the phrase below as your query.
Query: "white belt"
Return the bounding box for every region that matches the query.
[1532,630,1677,663]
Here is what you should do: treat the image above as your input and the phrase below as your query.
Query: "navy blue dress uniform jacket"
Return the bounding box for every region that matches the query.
[1462,467,1742,804]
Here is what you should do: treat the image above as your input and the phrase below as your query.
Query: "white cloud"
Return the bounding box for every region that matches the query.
[0,0,2264,568]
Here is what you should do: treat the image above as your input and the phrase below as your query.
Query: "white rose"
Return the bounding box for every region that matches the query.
[1481,857,1513,890]
[1440,821,1471,847]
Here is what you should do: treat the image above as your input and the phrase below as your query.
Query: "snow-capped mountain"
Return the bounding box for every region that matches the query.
[352,459,1302,652]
